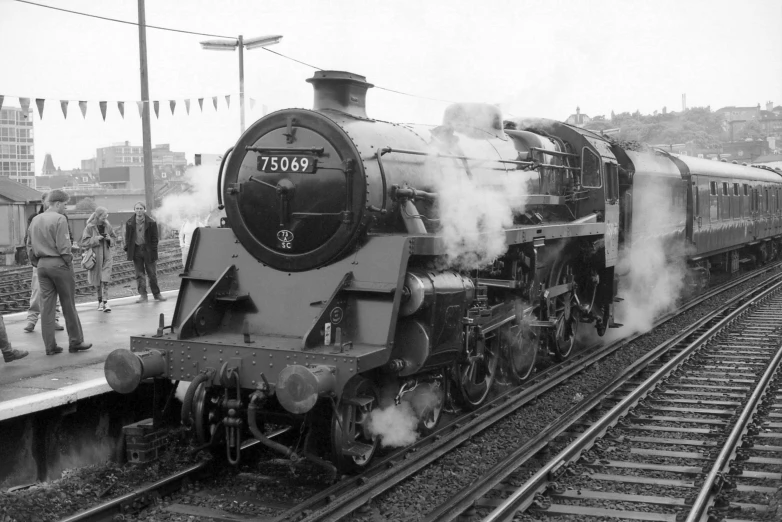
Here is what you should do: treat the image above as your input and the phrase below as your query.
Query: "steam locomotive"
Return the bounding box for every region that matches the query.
[104,71,782,473]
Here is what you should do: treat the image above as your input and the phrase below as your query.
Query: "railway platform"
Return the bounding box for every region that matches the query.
[0,290,177,422]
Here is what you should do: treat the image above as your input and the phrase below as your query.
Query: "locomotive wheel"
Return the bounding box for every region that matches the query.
[192,381,222,446]
[331,376,379,474]
[548,258,581,362]
[454,330,498,410]
[504,323,536,383]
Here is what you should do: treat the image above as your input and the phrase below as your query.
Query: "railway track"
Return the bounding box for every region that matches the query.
[51,263,782,522]
[0,239,182,314]
[425,273,782,521]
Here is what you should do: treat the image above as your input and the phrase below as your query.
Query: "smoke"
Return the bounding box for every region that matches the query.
[153,165,223,231]
[613,163,688,334]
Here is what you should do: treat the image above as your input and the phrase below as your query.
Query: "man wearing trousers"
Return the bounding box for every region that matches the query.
[125,201,166,303]
[26,189,92,355]
[24,192,64,333]
[1,316,28,363]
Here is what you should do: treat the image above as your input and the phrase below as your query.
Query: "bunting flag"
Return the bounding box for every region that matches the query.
[19,97,31,115]
[0,93,238,121]
[250,98,256,110]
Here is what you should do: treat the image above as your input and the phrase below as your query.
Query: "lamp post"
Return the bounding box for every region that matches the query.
[200,34,283,134]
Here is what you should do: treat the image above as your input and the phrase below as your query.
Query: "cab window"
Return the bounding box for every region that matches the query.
[581,148,601,188]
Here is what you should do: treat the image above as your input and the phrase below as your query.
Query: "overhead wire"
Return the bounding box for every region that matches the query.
[12,0,454,106]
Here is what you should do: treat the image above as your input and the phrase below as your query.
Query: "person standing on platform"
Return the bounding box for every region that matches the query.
[125,202,167,303]
[1,316,28,363]
[23,192,64,333]
[80,207,117,312]
[178,213,203,268]
[26,189,92,355]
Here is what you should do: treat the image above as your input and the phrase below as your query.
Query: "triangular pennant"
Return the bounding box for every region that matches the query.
[35,99,45,119]
[249,98,256,110]
[185,99,190,115]
[169,100,176,115]
[212,96,218,111]
[60,100,68,119]
[0,95,4,112]
[99,101,107,121]
[198,98,204,112]
[137,101,144,118]
[79,101,88,118]
[225,95,231,109]
[117,101,124,119]
[19,98,30,116]
[153,101,160,118]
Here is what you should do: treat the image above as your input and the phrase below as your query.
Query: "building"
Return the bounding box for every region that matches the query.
[565,107,591,127]
[96,142,144,169]
[152,144,187,176]
[0,176,42,265]
[0,106,35,187]
[81,157,97,175]
[98,166,145,190]
[715,104,763,141]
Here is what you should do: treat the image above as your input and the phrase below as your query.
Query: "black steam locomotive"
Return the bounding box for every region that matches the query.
[105,71,782,473]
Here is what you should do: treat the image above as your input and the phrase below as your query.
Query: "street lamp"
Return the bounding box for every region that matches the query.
[200,34,283,133]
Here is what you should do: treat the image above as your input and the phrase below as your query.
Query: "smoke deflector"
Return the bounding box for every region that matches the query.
[307,70,374,119]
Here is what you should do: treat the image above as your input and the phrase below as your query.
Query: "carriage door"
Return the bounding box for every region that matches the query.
[691,175,706,255]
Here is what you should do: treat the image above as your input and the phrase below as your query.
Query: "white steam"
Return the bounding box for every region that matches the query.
[368,402,420,448]
[367,384,443,448]
[613,166,688,334]
[153,165,223,231]
[433,167,528,269]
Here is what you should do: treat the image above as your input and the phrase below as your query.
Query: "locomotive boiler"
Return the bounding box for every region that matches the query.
[105,71,624,472]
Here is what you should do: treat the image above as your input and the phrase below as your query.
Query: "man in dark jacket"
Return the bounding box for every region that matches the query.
[125,201,166,303]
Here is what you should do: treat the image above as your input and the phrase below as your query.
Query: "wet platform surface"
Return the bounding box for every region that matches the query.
[0,290,177,420]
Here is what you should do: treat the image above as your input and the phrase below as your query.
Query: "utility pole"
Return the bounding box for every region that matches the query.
[138,0,155,211]
[238,34,245,133]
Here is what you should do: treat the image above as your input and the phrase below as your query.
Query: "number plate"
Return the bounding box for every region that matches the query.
[257,155,317,174]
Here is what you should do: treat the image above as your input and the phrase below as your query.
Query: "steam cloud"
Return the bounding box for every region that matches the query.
[367,384,443,448]
[613,158,688,334]
[153,165,223,231]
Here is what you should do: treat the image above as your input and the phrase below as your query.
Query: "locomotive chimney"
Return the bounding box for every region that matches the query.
[307,70,374,118]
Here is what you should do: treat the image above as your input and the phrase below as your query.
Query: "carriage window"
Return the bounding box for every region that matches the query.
[722,182,729,196]
[710,181,717,195]
[766,189,770,212]
[733,183,739,196]
[580,148,601,188]
[743,184,749,196]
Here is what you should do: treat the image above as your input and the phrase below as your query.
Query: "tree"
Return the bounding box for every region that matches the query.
[736,120,765,141]
[74,197,97,213]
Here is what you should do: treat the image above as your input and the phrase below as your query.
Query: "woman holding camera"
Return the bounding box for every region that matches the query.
[80,207,117,312]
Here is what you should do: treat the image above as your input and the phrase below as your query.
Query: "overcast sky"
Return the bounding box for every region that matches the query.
[1,0,780,173]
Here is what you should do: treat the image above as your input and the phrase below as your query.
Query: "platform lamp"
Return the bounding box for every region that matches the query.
[199,34,283,133]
